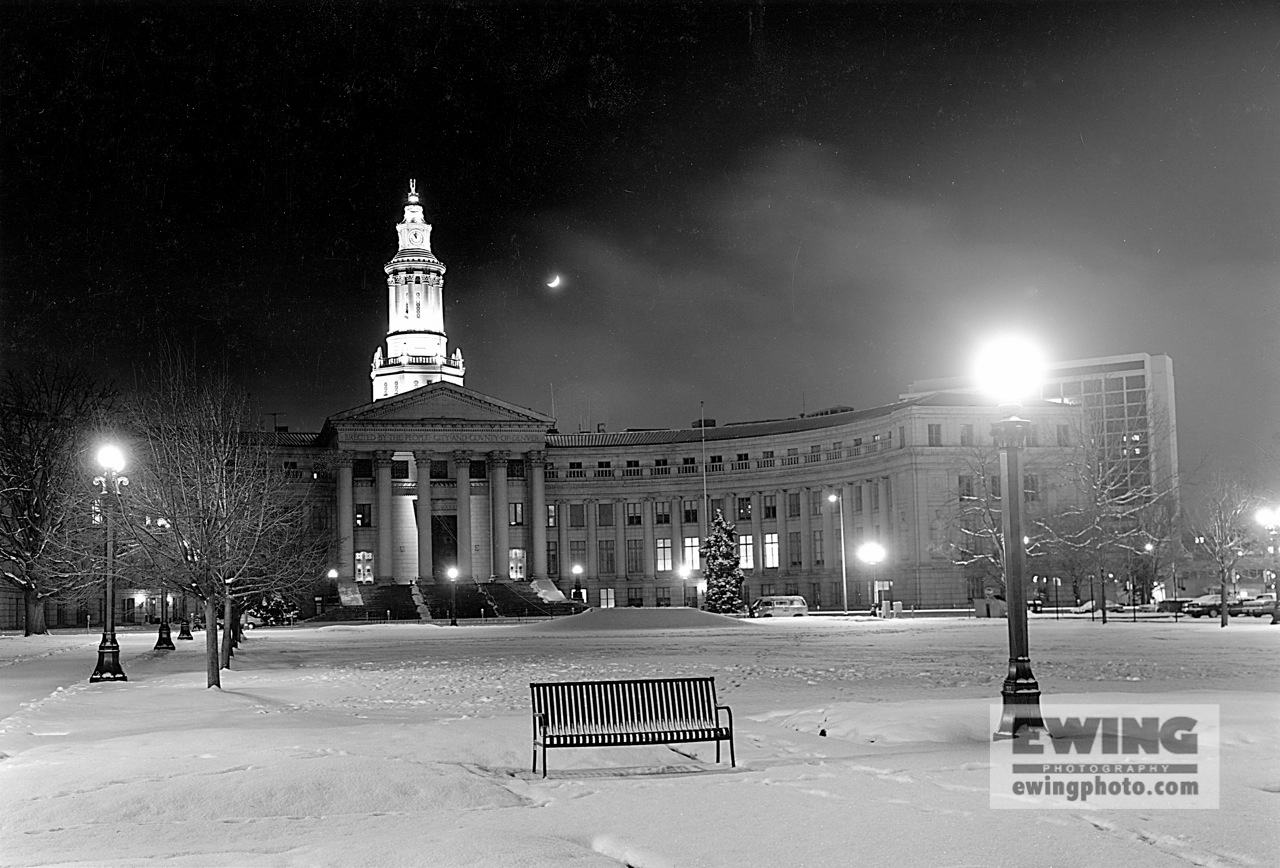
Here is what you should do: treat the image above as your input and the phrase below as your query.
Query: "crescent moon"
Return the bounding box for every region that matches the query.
[547,275,561,288]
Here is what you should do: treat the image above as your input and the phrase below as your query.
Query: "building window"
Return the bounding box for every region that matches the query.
[507,460,525,479]
[654,458,669,468]
[598,502,614,527]
[569,540,587,571]
[509,503,524,526]
[683,537,701,571]
[655,501,671,525]
[812,530,824,567]
[1057,424,1071,447]
[353,458,374,479]
[737,496,752,521]
[809,489,822,516]
[787,492,800,518]
[990,475,1002,499]
[761,583,775,596]
[683,499,699,524]
[738,535,754,570]
[710,498,723,518]
[763,495,777,519]
[737,453,749,462]
[1024,474,1040,503]
[546,504,557,527]
[959,475,976,500]
[354,504,372,527]
[569,503,585,527]
[355,551,374,583]
[547,541,559,576]
[509,548,526,579]
[626,502,642,526]
[656,538,673,572]
[430,460,450,479]
[598,540,615,574]
[788,531,802,567]
[627,587,644,607]
[764,533,779,569]
[853,485,863,512]
[928,424,943,447]
[710,454,723,465]
[469,460,486,479]
[884,478,892,509]
[599,588,615,608]
[626,538,643,573]
[870,483,880,511]
[655,586,671,607]
[390,460,410,479]
[960,424,974,447]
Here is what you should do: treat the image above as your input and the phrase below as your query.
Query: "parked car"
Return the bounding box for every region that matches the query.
[1182,593,1245,618]
[1240,594,1276,617]
[751,596,809,617]
[1070,599,1124,614]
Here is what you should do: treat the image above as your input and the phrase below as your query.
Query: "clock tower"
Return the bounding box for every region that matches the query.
[371,181,465,400]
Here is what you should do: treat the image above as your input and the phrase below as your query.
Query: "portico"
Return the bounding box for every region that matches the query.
[327,383,556,588]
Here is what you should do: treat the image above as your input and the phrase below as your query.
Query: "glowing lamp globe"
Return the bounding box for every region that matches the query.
[97,444,126,474]
[857,542,886,566]
[974,335,1046,405]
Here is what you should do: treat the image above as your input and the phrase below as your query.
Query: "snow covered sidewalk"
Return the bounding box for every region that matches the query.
[1,613,1276,867]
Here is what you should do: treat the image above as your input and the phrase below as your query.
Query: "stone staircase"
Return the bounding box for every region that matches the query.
[314,579,586,622]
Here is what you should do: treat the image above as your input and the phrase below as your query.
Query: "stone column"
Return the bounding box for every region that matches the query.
[824,488,838,575]
[453,452,472,580]
[616,498,628,580]
[375,451,394,583]
[414,451,433,581]
[750,491,765,576]
[336,454,354,578]
[490,451,510,581]
[800,487,814,572]
[586,499,599,577]
[556,499,571,578]
[529,451,548,580]
[776,488,790,575]
[642,496,656,579]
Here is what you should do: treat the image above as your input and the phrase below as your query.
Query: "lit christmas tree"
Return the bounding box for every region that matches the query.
[701,509,746,614]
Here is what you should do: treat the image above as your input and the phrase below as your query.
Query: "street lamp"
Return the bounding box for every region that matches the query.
[975,335,1046,739]
[571,564,584,604]
[857,541,885,613]
[829,493,848,613]
[678,564,692,609]
[90,445,129,683]
[1256,507,1279,625]
[447,566,459,626]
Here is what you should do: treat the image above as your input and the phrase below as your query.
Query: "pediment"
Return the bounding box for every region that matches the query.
[330,382,554,427]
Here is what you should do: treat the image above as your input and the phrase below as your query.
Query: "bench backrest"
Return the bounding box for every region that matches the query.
[531,677,720,731]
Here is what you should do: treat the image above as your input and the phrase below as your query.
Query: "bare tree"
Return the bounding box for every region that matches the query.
[0,366,116,635]
[1187,471,1257,628]
[121,357,328,687]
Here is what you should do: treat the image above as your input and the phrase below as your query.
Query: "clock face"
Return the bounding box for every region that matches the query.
[409,230,423,246]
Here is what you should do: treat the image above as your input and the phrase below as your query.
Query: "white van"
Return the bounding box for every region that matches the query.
[751,595,809,617]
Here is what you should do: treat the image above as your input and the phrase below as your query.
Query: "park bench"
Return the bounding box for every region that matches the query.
[530,676,735,777]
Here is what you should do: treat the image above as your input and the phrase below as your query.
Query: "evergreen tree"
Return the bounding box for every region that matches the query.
[701,510,745,614]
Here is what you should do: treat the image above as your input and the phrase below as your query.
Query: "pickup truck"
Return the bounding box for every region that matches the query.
[1240,594,1276,617]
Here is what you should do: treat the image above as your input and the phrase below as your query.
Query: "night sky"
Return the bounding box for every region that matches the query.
[4,2,1278,487]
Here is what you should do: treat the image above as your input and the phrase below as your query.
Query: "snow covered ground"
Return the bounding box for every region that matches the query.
[1,610,1276,867]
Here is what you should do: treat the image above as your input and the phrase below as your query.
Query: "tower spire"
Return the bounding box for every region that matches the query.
[370,182,465,400]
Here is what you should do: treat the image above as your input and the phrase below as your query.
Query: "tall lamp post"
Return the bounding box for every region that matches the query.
[90,445,129,683]
[1256,507,1279,626]
[447,566,459,626]
[857,541,885,613]
[679,564,692,609]
[829,493,849,613]
[976,336,1046,739]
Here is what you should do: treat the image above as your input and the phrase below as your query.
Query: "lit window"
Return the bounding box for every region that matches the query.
[656,538,672,572]
[509,503,524,526]
[683,537,701,571]
[509,548,526,579]
[763,533,779,569]
[739,534,754,570]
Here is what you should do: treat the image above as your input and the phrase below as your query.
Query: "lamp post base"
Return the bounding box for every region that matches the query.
[994,656,1044,740]
[177,619,194,640]
[89,634,128,682]
[154,622,176,651]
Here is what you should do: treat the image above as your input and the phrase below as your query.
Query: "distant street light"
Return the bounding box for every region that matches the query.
[976,336,1046,739]
[90,445,129,683]
[447,566,459,626]
[829,493,848,614]
[678,564,692,609]
[1256,507,1279,626]
[857,541,885,613]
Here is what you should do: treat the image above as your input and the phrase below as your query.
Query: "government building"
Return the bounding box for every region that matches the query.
[0,185,1181,630]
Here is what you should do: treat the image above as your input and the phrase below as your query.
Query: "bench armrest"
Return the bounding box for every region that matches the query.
[716,704,734,731]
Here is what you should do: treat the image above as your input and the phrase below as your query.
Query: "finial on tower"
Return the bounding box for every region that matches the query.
[407,179,419,204]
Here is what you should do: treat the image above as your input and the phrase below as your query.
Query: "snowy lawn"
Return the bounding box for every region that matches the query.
[1,610,1276,867]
